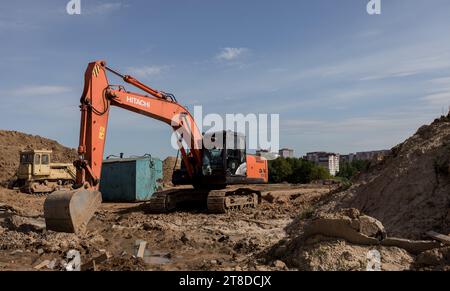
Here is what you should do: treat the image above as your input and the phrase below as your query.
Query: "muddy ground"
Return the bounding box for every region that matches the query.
[0,184,332,271]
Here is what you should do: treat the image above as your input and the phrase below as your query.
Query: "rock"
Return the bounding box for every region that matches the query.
[81,253,110,271]
[180,233,189,244]
[5,215,46,233]
[415,249,444,267]
[275,196,290,205]
[256,265,270,271]
[89,234,105,244]
[359,215,386,239]
[210,259,218,265]
[273,260,287,270]
[47,259,57,270]
[303,217,380,245]
[37,248,44,255]
[143,223,153,231]
[341,208,360,219]
[218,235,229,243]
[263,193,275,203]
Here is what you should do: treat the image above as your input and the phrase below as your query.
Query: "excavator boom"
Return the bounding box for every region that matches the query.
[44,61,203,233]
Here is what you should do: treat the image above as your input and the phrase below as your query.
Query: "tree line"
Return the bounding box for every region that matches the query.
[268,157,371,183]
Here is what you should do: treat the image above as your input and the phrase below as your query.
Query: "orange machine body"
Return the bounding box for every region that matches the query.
[75,60,267,190]
[246,155,268,182]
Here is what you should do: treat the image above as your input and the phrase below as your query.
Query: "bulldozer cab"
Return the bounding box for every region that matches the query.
[19,150,52,177]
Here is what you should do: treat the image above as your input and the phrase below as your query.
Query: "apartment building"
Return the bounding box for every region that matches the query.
[279,148,294,158]
[305,152,340,176]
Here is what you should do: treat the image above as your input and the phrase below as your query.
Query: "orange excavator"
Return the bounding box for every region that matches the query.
[44,61,268,233]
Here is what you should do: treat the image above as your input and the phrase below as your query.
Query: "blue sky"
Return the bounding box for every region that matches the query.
[1,0,449,159]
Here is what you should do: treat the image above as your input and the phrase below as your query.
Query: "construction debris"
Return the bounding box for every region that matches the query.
[81,253,110,271]
[33,260,51,270]
[136,240,147,259]
[426,231,450,246]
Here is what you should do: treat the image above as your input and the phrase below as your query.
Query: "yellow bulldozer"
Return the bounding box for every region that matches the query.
[12,149,76,194]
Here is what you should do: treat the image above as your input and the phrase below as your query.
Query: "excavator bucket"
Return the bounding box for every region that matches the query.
[44,189,102,234]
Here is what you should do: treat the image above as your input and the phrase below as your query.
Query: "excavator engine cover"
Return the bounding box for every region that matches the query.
[44,189,102,233]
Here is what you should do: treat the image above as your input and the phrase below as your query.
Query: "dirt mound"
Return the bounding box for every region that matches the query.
[323,114,450,239]
[265,208,444,270]
[0,130,78,185]
[162,156,181,186]
[269,238,414,271]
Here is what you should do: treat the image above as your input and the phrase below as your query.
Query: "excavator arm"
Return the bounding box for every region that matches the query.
[76,60,203,188]
[44,60,204,233]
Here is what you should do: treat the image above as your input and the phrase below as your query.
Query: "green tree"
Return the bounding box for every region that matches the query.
[309,165,331,181]
[337,159,371,180]
[269,157,331,184]
[268,158,293,183]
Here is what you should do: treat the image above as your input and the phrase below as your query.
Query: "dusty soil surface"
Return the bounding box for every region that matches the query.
[319,114,450,239]
[0,130,78,186]
[0,184,332,271]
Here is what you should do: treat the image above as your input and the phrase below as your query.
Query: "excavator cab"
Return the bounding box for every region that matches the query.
[173,131,249,187]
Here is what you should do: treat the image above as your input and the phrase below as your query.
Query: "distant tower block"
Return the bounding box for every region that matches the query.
[279,148,294,158]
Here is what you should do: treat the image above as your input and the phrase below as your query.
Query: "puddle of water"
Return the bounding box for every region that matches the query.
[143,249,171,265]
[144,256,171,265]
[130,245,172,265]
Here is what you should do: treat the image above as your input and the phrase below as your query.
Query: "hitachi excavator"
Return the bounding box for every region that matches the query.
[44,60,268,233]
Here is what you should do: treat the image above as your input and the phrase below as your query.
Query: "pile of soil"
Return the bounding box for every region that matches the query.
[265,208,443,271]
[341,114,450,239]
[162,156,181,186]
[323,113,450,239]
[0,130,78,185]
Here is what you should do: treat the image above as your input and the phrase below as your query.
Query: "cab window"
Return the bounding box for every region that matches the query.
[20,154,33,164]
[42,154,49,165]
[34,154,41,165]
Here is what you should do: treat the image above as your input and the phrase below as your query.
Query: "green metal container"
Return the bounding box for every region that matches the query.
[99,155,163,202]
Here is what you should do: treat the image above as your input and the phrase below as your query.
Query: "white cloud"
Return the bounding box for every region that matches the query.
[423,91,450,106]
[11,86,72,97]
[216,47,250,61]
[127,65,170,79]
[429,76,450,86]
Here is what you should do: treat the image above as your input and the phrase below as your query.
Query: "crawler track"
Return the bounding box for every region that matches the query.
[147,186,261,213]
[207,187,260,213]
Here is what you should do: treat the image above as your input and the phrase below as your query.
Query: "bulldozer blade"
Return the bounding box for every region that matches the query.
[44,189,102,234]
